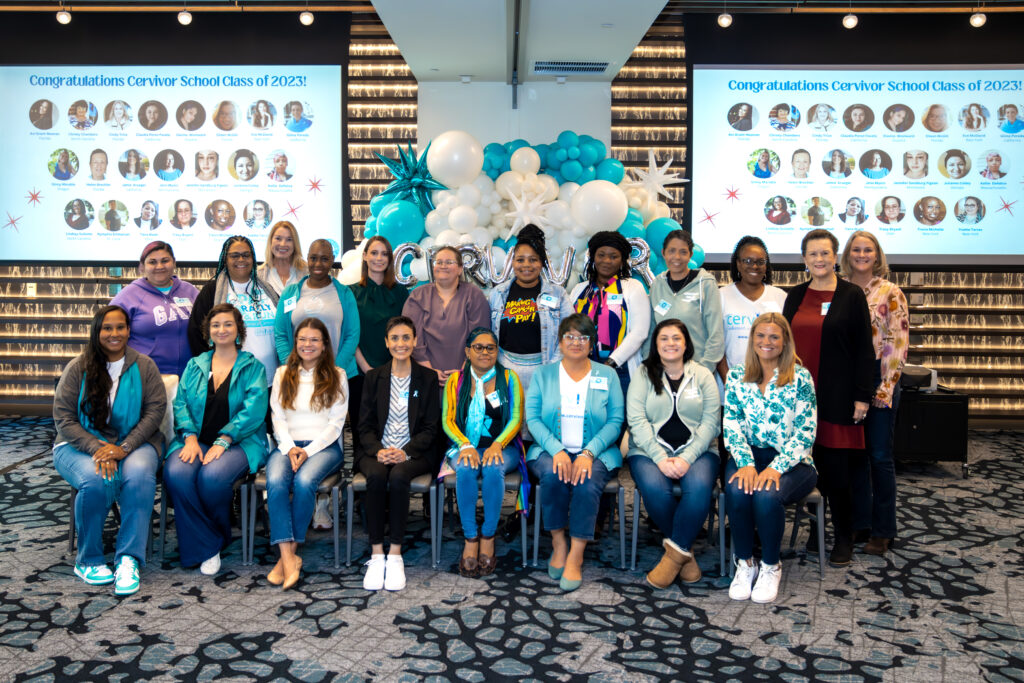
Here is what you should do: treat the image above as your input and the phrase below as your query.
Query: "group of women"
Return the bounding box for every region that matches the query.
[54,219,907,604]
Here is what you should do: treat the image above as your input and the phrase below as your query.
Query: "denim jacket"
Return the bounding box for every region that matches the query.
[487,278,573,364]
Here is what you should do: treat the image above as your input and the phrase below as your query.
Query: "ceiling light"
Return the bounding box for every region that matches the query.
[299,11,314,26]
[56,9,71,24]
[970,12,987,27]
[178,9,192,25]
[842,13,858,29]
[717,12,732,28]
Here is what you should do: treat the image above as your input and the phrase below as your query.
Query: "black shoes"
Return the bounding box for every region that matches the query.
[828,538,854,567]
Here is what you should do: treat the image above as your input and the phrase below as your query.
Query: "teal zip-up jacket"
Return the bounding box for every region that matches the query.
[169,350,269,473]
[274,276,360,378]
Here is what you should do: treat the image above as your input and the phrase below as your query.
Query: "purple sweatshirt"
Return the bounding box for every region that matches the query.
[110,276,199,376]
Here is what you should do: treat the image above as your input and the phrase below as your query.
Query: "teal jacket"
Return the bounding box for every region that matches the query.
[169,350,269,473]
[525,361,625,470]
[274,276,360,378]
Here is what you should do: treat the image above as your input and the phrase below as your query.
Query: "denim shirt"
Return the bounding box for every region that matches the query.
[487,278,573,364]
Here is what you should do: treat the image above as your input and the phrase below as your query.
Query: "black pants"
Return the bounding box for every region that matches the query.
[358,456,434,546]
[813,445,862,542]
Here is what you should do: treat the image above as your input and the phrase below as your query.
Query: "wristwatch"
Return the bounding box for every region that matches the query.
[579,449,595,460]
[119,441,131,453]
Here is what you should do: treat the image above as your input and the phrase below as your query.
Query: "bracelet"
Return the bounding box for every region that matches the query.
[579,450,594,460]
[459,443,475,451]
[213,437,231,449]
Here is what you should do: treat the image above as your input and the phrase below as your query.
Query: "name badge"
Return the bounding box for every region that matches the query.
[283,296,297,313]
[538,293,558,309]
[606,293,623,306]
[654,299,672,315]
[174,297,191,306]
[486,391,501,408]
[591,376,608,391]
[820,302,831,316]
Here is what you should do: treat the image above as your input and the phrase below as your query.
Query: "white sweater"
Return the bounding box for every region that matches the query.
[270,366,349,457]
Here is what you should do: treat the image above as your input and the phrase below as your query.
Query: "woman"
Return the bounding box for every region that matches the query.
[356,316,441,591]
[526,314,624,592]
[980,152,1005,180]
[647,230,719,379]
[214,101,238,131]
[139,102,165,131]
[53,149,74,180]
[571,231,651,395]
[234,151,257,181]
[945,150,969,179]
[963,103,986,131]
[862,152,889,180]
[923,104,949,133]
[884,105,911,133]
[840,197,867,225]
[627,319,720,588]
[723,313,818,603]
[751,150,776,178]
[134,200,161,230]
[30,99,54,129]
[903,150,929,180]
[809,104,835,132]
[111,241,199,377]
[105,100,132,130]
[66,199,90,230]
[403,245,491,387]
[826,149,850,178]
[188,236,280,385]
[487,224,573,396]
[267,318,348,589]
[245,200,271,230]
[166,304,269,574]
[729,103,752,131]
[53,305,166,595]
[120,150,146,181]
[443,328,525,576]
[841,231,909,556]
[877,196,905,225]
[766,196,791,225]
[177,101,203,131]
[251,100,274,129]
[783,229,874,568]
[957,197,985,224]
[195,150,219,181]
[156,151,182,181]
[256,221,308,296]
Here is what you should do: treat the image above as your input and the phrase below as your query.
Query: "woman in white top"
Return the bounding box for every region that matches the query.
[267,317,348,590]
[257,221,308,296]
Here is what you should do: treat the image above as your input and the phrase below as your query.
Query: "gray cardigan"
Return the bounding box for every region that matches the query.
[53,347,167,456]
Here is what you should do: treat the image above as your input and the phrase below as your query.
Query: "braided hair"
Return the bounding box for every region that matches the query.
[514,224,549,273]
[729,235,775,284]
[584,231,633,283]
[215,235,266,316]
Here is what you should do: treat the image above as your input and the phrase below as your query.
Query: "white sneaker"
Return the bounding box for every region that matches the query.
[751,562,782,604]
[363,554,386,591]
[113,556,140,596]
[384,554,406,591]
[199,553,221,576]
[729,558,759,601]
[312,495,333,530]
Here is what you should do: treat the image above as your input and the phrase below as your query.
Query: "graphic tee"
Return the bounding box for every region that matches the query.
[498,282,542,354]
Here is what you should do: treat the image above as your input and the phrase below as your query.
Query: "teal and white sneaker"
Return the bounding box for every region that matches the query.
[74,563,114,586]
[113,556,140,596]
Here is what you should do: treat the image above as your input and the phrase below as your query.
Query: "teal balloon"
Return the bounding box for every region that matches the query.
[546,149,563,169]
[493,236,517,252]
[363,224,377,238]
[617,221,645,239]
[627,207,643,223]
[577,165,596,184]
[484,142,505,155]
[578,141,601,166]
[555,148,568,162]
[369,193,393,216]
[589,139,608,160]
[689,244,706,268]
[377,200,425,245]
[561,160,583,182]
[533,144,550,169]
[646,217,682,252]
[548,170,564,185]
[399,252,414,277]
[557,130,579,148]
[567,146,580,160]
[649,253,667,275]
[596,158,625,184]
[365,215,377,233]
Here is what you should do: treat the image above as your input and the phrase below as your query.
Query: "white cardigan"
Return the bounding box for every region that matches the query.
[568,277,651,375]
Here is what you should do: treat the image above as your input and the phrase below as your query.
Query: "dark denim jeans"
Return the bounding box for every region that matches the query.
[628,450,719,551]
[528,451,613,541]
[852,360,900,538]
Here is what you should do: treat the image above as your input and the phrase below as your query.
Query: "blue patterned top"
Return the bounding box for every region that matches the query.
[723,363,817,474]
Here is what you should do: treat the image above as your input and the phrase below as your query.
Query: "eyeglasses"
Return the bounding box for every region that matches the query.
[470,343,496,353]
[434,259,458,267]
[740,258,768,267]
[297,337,322,345]
[226,252,252,260]
[562,334,589,345]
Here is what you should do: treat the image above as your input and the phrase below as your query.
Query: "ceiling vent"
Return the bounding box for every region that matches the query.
[533,61,608,75]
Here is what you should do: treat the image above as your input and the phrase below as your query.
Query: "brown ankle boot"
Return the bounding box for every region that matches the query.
[678,549,702,584]
[646,539,686,589]
[864,537,891,556]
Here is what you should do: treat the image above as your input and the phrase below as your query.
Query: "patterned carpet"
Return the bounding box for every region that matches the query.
[0,415,1022,682]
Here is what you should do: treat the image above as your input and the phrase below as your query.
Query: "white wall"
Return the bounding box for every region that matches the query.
[417,81,610,149]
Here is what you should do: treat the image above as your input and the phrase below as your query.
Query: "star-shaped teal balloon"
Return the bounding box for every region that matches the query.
[375,141,448,215]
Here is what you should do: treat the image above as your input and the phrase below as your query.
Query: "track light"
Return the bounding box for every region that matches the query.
[299,10,314,25]
[842,13,858,29]
[56,8,71,24]
[717,12,733,28]
[177,9,192,25]
[970,12,987,27]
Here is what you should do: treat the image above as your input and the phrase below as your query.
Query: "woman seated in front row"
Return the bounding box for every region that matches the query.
[266,318,348,590]
[723,312,817,604]
[356,316,440,592]
[53,305,166,596]
[626,319,720,589]
[526,313,624,592]
[442,328,525,577]
[165,303,269,575]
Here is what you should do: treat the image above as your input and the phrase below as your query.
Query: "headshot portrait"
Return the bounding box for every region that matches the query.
[205,199,236,231]
[138,100,168,132]
[876,196,905,225]
[808,103,838,132]
[839,196,868,225]
[959,103,989,131]
[914,196,946,226]
[843,104,874,132]
[283,100,313,132]
[194,149,219,181]
[229,149,259,181]
[748,148,780,179]
[956,196,985,224]
[154,149,185,181]
[764,195,794,225]
[68,100,97,130]
[118,148,148,181]
[939,149,971,179]
[213,101,240,131]
[135,200,162,230]
[998,104,1024,133]
[822,149,854,178]
[104,100,133,131]
[176,100,206,131]
[921,104,950,133]
[266,150,292,181]
[88,148,108,181]
[49,148,78,180]
[29,99,55,130]
[791,148,812,179]
[727,103,756,131]
[170,199,197,229]
[883,104,914,133]
[102,199,129,232]
[978,150,1008,180]
[768,103,800,131]
[64,198,94,230]
[802,196,832,226]
[859,150,893,180]
[249,100,276,130]
[903,149,929,179]
[244,199,273,229]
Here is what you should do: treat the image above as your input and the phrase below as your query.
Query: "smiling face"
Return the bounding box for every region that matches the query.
[99,309,129,360]
[594,245,624,282]
[848,236,877,277]
[164,154,176,170]
[926,106,947,131]
[270,226,294,261]
[465,331,498,375]
[126,150,139,170]
[752,322,783,364]
[656,324,687,365]
[306,242,334,282]
[815,106,829,124]
[258,101,269,115]
[363,239,390,276]
[831,150,843,169]
[792,151,810,178]
[217,103,236,129]
[559,326,592,361]
[252,202,266,221]
[923,198,942,222]
[182,105,197,124]
[883,198,901,222]
[142,248,174,287]
[872,152,882,168]
[274,154,288,174]
[212,201,231,228]
[71,199,84,216]
[946,154,966,179]
[512,243,542,286]
[74,104,87,122]
[175,201,193,226]
[986,153,1002,172]
[208,312,237,349]
[112,101,125,118]
[144,104,159,125]
[890,108,906,126]
[225,241,253,282]
[803,238,836,279]
[235,155,254,180]
[141,201,156,221]
[846,198,862,216]
[758,150,770,167]
[432,247,461,284]
[295,324,325,366]
[773,197,784,211]
[290,103,303,121]
[850,107,865,127]
[89,151,107,179]
[964,198,980,216]
[385,323,415,362]
[57,149,69,168]
[1007,106,1019,123]
[737,244,768,286]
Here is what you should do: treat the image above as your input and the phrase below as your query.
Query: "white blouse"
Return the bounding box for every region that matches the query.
[270,365,348,457]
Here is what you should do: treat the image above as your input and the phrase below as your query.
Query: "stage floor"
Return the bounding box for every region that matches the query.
[1,417,1021,682]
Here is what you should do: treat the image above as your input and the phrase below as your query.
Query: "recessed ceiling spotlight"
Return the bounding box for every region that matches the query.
[178,9,192,25]
[717,12,732,28]
[970,12,987,27]
[299,11,314,26]
[842,13,858,29]
[56,9,71,24]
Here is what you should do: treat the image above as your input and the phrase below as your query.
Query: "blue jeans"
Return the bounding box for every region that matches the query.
[628,450,719,551]
[267,441,344,545]
[164,443,249,567]
[528,451,613,541]
[452,446,519,538]
[852,362,900,538]
[725,446,817,565]
[54,442,158,567]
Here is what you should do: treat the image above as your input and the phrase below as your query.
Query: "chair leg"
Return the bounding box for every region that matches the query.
[240,485,250,566]
[618,487,626,570]
[816,498,826,579]
[718,492,726,577]
[345,485,353,567]
[67,488,77,559]
[630,491,641,572]
[519,511,528,568]
[247,488,259,567]
[436,488,445,569]
[429,485,437,570]
[790,505,804,550]
[532,485,542,568]
[158,484,168,562]
[332,485,341,570]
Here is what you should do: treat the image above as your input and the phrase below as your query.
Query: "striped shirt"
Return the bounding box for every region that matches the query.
[382,374,411,450]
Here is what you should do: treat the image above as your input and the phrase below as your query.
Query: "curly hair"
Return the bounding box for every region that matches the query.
[203,303,246,349]
[584,231,632,283]
[729,235,774,284]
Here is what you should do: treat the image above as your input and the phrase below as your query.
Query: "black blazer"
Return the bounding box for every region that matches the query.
[356,360,440,471]
[783,278,875,425]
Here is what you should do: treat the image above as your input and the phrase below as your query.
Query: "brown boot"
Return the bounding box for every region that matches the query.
[646,539,686,589]
[864,537,891,556]
[678,549,702,584]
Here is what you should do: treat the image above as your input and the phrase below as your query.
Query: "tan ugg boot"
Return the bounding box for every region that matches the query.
[678,547,702,584]
[646,539,686,589]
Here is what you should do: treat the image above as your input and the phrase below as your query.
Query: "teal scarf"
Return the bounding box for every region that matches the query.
[78,362,142,505]
[465,366,496,448]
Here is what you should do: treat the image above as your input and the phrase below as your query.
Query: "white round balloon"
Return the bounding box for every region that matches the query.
[558,182,580,203]
[472,173,496,195]
[509,147,541,175]
[494,170,525,200]
[456,184,482,208]
[468,227,491,246]
[570,180,628,232]
[435,229,460,247]
[425,209,448,237]
[425,130,485,188]
[410,256,428,282]
[419,236,436,251]
[475,205,493,226]
[448,205,478,233]
[539,174,560,202]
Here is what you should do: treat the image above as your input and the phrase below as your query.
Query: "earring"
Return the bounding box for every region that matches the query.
[208,338,214,348]
[235,335,241,345]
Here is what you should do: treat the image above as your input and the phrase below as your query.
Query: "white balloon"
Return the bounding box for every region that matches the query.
[435,229,460,247]
[475,205,492,226]
[337,263,360,286]
[641,196,660,223]
[458,233,475,245]
[492,246,507,269]
[425,130,485,188]
[655,201,672,220]
[494,170,525,200]
[468,227,492,246]
[433,189,455,205]
[419,236,436,250]
[340,246,361,269]
[558,182,580,203]
[489,214,505,230]
[570,180,629,231]
[509,147,541,175]
[456,184,482,208]
[544,199,570,226]
[472,174,496,195]
[410,256,428,282]
[448,205,478,233]
[489,201,502,214]
[572,225,586,238]
[557,229,576,251]
[425,209,448,237]
[436,203,451,217]
[539,174,560,202]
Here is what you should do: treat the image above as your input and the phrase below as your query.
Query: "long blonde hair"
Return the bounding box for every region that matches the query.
[263,221,307,272]
[742,313,801,387]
